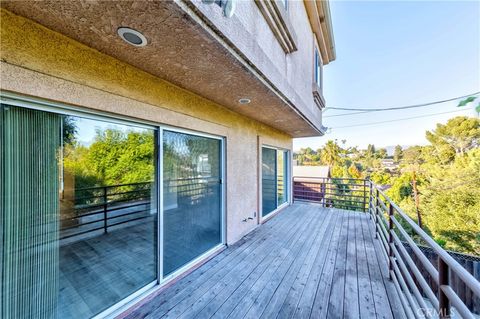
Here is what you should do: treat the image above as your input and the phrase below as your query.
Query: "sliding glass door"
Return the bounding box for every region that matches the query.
[162,130,223,276]
[1,98,225,318]
[262,147,289,217]
[1,104,158,319]
[262,148,277,216]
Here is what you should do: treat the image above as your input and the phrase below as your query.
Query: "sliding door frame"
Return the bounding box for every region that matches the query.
[158,126,226,284]
[260,145,291,223]
[1,92,227,318]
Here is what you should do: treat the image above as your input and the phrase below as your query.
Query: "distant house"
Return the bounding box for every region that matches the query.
[381,158,398,171]
[292,165,331,202]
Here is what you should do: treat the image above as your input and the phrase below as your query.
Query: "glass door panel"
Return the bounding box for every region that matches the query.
[162,130,222,276]
[262,147,289,217]
[277,151,288,206]
[262,147,277,217]
[1,105,158,319]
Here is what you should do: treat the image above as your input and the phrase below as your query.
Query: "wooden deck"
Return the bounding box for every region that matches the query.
[123,203,406,319]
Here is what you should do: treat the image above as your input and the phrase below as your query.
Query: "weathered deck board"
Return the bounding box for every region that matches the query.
[122,203,405,319]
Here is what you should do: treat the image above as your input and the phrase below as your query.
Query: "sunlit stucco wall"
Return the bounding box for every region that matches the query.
[0,9,292,244]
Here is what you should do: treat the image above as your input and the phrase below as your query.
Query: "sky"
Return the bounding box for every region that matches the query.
[293,0,480,152]
[74,117,150,146]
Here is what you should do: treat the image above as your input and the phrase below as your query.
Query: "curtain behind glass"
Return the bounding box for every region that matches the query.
[262,147,277,216]
[1,105,61,319]
[163,130,222,276]
[1,105,158,319]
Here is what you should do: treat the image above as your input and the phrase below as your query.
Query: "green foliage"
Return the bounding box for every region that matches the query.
[293,116,480,255]
[457,96,476,107]
[457,95,480,113]
[426,116,480,156]
[64,128,155,189]
[370,170,392,185]
[320,140,341,166]
[393,145,403,163]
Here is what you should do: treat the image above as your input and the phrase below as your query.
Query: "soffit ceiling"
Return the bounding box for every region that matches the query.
[1,0,322,137]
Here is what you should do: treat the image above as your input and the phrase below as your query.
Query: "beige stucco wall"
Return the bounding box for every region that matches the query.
[0,9,292,244]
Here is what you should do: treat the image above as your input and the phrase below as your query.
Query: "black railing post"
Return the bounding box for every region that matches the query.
[369,181,373,218]
[374,188,379,239]
[103,186,108,234]
[322,177,325,208]
[363,179,367,212]
[438,258,450,318]
[388,202,394,280]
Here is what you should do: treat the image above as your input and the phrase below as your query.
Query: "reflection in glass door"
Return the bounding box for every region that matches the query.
[162,130,223,276]
[262,148,277,216]
[277,150,288,206]
[262,147,289,217]
[1,104,158,319]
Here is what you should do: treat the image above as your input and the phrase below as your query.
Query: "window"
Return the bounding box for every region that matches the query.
[262,147,289,217]
[314,48,322,89]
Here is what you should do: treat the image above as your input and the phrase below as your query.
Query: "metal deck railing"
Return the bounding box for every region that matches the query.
[292,176,480,318]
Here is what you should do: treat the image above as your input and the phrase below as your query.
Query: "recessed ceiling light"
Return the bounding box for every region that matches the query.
[117,27,147,47]
[238,98,251,105]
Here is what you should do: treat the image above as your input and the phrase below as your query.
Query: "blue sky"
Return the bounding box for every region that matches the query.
[294,0,480,151]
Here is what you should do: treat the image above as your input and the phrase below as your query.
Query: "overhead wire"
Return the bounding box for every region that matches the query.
[324,91,479,113]
[328,108,473,130]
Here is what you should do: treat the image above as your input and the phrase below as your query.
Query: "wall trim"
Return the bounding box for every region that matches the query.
[254,0,298,53]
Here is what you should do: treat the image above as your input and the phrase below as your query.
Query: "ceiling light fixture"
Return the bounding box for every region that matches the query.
[238,98,251,105]
[117,27,148,47]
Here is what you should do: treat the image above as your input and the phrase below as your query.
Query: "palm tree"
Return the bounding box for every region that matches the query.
[320,140,340,167]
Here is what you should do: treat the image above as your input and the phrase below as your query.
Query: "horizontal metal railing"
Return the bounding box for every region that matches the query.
[60,177,220,240]
[292,176,368,212]
[369,182,480,319]
[292,175,479,317]
[60,182,153,240]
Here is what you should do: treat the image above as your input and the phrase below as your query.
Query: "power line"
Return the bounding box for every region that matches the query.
[329,108,473,130]
[324,91,479,112]
[324,110,372,118]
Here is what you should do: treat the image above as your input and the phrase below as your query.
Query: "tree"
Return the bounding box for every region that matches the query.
[376,148,387,159]
[64,128,155,188]
[457,95,480,113]
[366,144,376,157]
[320,140,341,166]
[426,116,480,156]
[421,148,480,254]
[347,163,362,179]
[402,146,425,228]
[393,145,403,163]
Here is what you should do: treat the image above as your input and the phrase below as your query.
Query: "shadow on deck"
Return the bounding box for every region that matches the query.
[122,203,406,319]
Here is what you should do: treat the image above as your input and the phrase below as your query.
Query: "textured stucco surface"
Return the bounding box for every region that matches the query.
[0,0,321,137]
[191,0,324,119]
[0,9,292,245]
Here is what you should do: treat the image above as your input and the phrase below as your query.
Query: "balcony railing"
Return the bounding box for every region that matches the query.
[60,177,219,241]
[293,176,368,212]
[60,181,153,240]
[293,177,480,318]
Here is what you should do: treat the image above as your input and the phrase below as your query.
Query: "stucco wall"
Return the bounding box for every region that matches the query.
[191,0,323,123]
[0,9,292,245]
